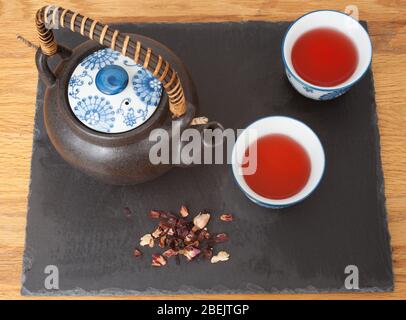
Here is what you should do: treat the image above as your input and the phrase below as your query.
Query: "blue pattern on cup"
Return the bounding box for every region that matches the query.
[303,85,313,93]
[319,88,348,100]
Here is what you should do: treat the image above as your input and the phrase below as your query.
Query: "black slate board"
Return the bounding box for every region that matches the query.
[22,21,394,295]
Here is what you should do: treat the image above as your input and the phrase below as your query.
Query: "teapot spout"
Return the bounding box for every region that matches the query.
[173,120,224,168]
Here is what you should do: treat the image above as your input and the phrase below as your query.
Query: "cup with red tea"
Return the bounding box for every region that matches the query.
[282,10,372,100]
[232,116,325,208]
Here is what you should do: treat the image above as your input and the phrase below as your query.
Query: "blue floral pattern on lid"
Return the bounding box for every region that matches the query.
[74,96,115,132]
[68,70,93,99]
[68,48,163,133]
[132,69,163,106]
[80,49,120,71]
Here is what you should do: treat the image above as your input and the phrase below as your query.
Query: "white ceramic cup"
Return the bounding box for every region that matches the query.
[231,116,325,208]
[282,10,372,100]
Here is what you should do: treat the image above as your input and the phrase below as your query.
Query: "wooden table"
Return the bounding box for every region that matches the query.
[0,0,405,300]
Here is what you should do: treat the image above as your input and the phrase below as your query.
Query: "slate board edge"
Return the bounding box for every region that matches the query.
[20,21,394,296]
[21,283,393,296]
[367,70,395,289]
[21,79,43,295]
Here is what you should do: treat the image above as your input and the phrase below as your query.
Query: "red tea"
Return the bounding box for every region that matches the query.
[242,134,311,200]
[291,27,358,87]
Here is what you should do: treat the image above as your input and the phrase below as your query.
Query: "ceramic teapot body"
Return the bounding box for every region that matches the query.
[35,6,219,185]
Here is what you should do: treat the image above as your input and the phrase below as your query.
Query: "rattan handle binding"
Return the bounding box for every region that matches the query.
[35,5,186,117]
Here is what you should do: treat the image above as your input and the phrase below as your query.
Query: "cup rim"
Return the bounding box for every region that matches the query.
[231,116,325,207]
[281,9,373,91]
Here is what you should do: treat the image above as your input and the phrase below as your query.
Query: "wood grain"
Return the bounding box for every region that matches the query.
[0,0,405,300]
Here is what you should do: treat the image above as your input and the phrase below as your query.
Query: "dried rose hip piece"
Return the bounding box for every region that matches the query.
[189,240,200,248]
[180,205,189,218]
[159,235,167,248]
[123,207,132,218]
[211,233,229,243]
[167,217,178,227]
[184,231,195,243]
[134,248,142,257]
[176,218,187,226]
[197,228,210,241]
[152,227,163,239]
[177,227,190,239]
[182,246,201,261]
[220,214,233,222]
[202,247,213,260]
[162,248,178,257]
[158,220,171,230]
[152,254,167,266]
[149,210,162,219]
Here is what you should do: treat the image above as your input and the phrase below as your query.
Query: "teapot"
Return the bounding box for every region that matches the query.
[35,5,222,185]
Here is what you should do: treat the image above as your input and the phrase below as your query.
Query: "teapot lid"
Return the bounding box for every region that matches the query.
[68,48,163,134]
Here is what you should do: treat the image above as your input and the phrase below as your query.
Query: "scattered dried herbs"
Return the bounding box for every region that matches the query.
[137,205,232,267]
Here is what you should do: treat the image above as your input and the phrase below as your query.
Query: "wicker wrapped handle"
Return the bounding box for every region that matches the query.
[35,5,186,117]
